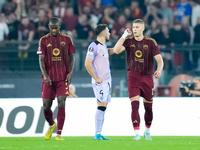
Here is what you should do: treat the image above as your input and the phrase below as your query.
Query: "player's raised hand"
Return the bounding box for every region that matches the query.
[154,70,161,79]
[126,29,132,36]
[95,77,103,84]
[122,29,132,39]
[44,75,52,85]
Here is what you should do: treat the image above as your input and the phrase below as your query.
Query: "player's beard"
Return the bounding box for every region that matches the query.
[51,31,60,37]
[105,36,109,42]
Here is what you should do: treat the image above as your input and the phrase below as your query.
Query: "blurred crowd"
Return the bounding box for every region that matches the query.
[1,0,200,70]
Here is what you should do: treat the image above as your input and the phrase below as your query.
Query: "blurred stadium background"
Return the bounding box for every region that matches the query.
[1,0,200,98]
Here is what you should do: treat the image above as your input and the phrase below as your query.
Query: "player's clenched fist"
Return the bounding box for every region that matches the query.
[122,29,132,39]
[154,70,161,79]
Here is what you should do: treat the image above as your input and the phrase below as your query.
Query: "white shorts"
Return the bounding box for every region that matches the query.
[92,82,111,103]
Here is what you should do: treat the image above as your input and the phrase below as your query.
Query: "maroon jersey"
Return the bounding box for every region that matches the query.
[123,36,160,75]
[62,15,79,31]
[37,33,76,82]
[18,23,35,40]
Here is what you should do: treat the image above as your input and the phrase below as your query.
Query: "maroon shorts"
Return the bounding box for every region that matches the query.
[41,80,69,100]
[127,70,154,101]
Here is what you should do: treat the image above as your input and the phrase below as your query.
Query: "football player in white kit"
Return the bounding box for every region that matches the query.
[85,24,113,140]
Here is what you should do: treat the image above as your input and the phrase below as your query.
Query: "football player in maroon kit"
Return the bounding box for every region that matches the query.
[37,17,76,140]
[113,19,163,140]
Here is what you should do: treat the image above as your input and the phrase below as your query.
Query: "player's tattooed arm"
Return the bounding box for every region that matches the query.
[39,55,52,85]
[66,54,75,85]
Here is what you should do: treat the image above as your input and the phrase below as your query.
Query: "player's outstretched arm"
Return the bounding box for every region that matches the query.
[154,54,164,79]
[113,29,131,54]
[85,58,102,84]
[108,48,115,55]
[66,54,75,85]
[39,55,52,85]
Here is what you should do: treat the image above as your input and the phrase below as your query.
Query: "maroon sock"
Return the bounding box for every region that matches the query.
[57,107,65,135]
[44,110,54,126]
[131,101,140,130]
[144,103,153,127]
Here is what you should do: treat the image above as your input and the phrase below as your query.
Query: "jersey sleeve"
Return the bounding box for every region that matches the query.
[68,37,76,55]
[37,37,46,55]
[151,38,160,56]
[86,42,97,60]
[185,4,192,16]
[123,39,128,50]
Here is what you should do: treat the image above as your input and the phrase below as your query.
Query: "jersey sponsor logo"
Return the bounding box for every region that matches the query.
[143,44,148,50]
[135,57,144,62]
[89,47,94,52]
[47,43,52,47]
[61,41,66,47]
[135,57,144,63]
[52,57,61,61]
[53,48,60,56]
[135,50,142,58]
[130,44,135,47]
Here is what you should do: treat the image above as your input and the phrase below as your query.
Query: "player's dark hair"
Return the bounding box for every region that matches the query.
[94,24,108,36]
[49,17,61,26]
[133,19,145,26]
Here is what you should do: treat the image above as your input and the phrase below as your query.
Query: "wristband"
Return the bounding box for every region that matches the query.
[122,30,128,39]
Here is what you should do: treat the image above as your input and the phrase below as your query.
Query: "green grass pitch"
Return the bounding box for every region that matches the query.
[0,136,200,150]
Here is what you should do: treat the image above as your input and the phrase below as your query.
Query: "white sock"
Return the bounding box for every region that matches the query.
[50,123,55,127]
[145,127,150,133]
[135,130,140,135]
[96,132,101,135]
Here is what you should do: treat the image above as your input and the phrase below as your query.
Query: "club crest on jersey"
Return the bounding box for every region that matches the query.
[135,50,142,58]
[130,44,135,47]
[89,47,94,52]
[143,44,148,50]
[61,41,66,47]
[53,48,60,56]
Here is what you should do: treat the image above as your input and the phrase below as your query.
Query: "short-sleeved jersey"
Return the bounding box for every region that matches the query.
[37,33,76,82]
[123,36,160,75]
[18,23,35,40]
[86,40,111,84]
[176,3,192,21]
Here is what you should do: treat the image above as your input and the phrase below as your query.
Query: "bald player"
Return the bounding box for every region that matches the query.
[113,19,164,140]
[37,17,76,140]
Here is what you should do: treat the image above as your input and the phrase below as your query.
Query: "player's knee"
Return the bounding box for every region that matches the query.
[144,102,152,113]
[57,97,66,107]
[43,103,51,111]
[58,101,65,107]
[98,106,106,111]
[43,106,51,111]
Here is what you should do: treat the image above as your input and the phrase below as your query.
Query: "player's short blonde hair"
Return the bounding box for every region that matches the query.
[133,19,145,26]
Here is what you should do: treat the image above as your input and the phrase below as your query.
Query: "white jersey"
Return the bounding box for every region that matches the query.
[86,40,111,84]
